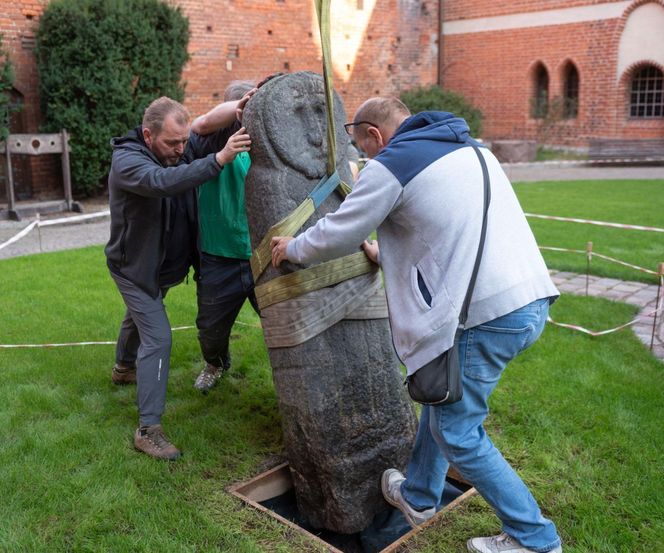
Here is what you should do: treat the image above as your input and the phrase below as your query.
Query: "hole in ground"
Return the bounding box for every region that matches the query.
[229,462,476,553]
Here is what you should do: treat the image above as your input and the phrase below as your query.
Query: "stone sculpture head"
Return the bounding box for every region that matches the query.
[244,71,352,180]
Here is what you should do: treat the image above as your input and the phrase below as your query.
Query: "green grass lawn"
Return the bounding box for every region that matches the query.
[1,244,663,552]
[514,180,664,283]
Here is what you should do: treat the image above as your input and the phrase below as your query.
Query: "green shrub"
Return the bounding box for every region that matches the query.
[36,0,189,195]
[400,85,483,137]
[0,33,16,141]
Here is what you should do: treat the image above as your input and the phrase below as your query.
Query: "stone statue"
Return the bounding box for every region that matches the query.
[243,71,417,534]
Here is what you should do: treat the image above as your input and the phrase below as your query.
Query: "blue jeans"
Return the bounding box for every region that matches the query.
[401,298,561,552]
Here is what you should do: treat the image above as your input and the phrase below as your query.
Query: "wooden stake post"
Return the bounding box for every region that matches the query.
[651,262,663,351]
[586,241,593,296]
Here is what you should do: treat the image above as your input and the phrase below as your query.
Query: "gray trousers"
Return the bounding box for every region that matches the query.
[116,287,170,367]
[112,272,171,427]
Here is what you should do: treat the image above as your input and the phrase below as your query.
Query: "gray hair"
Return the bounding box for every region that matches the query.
[224,80,256,101]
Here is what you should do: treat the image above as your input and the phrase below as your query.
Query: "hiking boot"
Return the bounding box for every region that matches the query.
[381,468,435,528]
[134,424,181,461]
[467,533,562,553]
[112,362,136,385]
[193,360,229,393]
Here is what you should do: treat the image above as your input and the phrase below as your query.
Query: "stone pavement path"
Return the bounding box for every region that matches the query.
[549,269,663,362]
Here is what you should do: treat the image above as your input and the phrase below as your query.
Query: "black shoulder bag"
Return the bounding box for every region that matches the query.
[405,144,491,405]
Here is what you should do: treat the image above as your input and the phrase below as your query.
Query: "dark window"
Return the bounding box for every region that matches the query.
[563,63,579,119]
[629,65,664,118]
[532,63,549,118]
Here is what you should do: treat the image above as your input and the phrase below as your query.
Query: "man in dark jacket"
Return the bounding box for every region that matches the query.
[105,96,251,460]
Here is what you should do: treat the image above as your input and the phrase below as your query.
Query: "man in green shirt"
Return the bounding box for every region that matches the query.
[191,81,260,392]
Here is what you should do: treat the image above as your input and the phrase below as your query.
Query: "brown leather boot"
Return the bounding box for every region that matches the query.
[112,363,136,385]
[134,424,181,461]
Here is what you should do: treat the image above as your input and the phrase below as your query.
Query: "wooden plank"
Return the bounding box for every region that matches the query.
[379,487,479,553]
[61,130,73,209]
[4,140,15,211]
[228,461,477,553]
[0,133,69,155]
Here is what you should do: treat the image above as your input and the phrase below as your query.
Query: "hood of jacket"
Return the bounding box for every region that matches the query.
[110,126,164,165]
[374,111,479,187]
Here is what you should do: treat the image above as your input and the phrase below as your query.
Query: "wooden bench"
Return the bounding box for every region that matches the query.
[588,138,664,163]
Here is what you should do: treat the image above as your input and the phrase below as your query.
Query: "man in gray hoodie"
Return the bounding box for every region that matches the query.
[105,96,251,460]
[271,97,562,553]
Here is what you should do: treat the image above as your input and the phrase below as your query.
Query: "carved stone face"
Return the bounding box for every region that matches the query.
[261,75,335,179]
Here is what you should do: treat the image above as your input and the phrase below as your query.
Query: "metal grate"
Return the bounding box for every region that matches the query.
[629,65,664,118]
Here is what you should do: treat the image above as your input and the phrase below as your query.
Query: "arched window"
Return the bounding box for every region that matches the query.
[563,63,579,119]
[531,63,549,118]
[629,65,663,118]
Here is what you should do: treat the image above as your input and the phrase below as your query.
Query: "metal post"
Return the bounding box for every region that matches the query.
[61,129,73,210]
[586,241,593,296]
[650,263,663,351]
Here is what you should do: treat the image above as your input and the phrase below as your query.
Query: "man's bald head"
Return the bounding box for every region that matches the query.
[352,97,411,158]
[353,97,410,139]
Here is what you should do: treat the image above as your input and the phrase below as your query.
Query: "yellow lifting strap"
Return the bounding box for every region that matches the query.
[315,0,336,176]
[249,0,373,308]
[254,251,377,310]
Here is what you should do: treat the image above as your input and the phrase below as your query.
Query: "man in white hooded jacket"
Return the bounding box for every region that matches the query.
[271,97,562,553]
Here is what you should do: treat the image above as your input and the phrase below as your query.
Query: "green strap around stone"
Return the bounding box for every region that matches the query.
[248,0,371,307]
[254,251,377,310]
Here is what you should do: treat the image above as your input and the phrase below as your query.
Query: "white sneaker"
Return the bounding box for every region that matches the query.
[467,532,562,553]
[381,468,435,528]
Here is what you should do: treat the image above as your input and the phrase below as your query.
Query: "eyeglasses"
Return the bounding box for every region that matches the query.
[343,121,378,135]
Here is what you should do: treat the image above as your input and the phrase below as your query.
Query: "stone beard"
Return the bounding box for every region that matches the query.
[243,71,417,534]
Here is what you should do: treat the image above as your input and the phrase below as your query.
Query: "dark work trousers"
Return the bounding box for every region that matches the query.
[196,252,259,368]
[111,272,172,427]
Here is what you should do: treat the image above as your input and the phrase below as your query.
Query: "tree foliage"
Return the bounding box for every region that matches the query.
[36,0,190,195]
[400,85,483,137]
[0,33,16,141]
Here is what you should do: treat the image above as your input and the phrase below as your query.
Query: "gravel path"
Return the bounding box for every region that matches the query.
[0,215,109,260]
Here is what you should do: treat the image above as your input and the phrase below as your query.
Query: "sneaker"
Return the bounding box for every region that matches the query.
[193,362,227,393]
[133,424,181,461]
[467,532,562,553]
[112,362,136,385]
[381,468,435,528]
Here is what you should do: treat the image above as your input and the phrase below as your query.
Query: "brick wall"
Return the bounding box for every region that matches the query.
[179,0,439,121]
[441,0,664,145]
[1,1,62,200]
[444,0,618,20]
[2,0,662,199]
[1,0,439,199]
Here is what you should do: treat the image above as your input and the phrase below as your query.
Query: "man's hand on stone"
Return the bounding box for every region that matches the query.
[216,127,251,166]
[236,88,257,122]
[362,240,380,265]
[271,236,294,268]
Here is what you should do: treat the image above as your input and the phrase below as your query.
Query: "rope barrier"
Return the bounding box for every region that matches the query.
[539,246,660,276]
[0,210,110,252]
[0,220,38,252]
[547,303,664,337]
[525,213,664,233]
[0,321,261,350]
